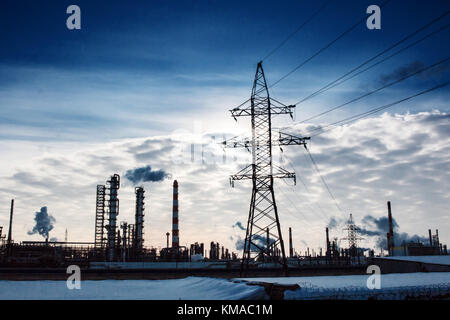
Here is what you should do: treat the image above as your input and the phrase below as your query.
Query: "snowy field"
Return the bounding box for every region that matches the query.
[0,277,267,300]
[379,256,450,265]
[240,272,450,288]
[1,273,449,300]
[239,272,450,300]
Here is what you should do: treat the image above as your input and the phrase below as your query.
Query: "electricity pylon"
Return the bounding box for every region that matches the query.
[342,213,363,251]
[223,61,309,276]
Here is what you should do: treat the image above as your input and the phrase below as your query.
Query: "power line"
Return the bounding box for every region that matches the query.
[281,153,332,221]
[294,10,450,105]
[298,23,449,104]
[276,183,314,227]
[268,0,393,89]
[304,146,345,216]
[262,0,333,62]
[308,79,450,137]
[297,56,450,124]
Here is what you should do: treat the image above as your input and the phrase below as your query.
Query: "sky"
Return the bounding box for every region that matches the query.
[0,0,449,254]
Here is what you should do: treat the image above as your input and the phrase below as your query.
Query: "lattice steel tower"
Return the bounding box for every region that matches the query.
[224,62,309,275]
[94,185,106,250]
[343,213,363,250]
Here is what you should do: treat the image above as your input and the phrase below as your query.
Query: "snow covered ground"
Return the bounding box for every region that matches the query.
[239,273,450,300]
[379,256,450,265]
[240,272,450,288]
[0,277,267,300]
[1,273,449,300]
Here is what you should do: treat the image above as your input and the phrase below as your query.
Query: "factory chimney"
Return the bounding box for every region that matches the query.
[172,180,179,247]
[326,227,330,253]
[435,229,440,248]
[289,227,293,258]
[166,232,170,248]
[429,229,433,246]
[135,187,145,255]
[387,201,395,256]
[7,199,14,248]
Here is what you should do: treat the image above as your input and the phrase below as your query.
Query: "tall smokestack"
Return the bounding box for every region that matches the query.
[135,187,145,255]
[387,201,394,256]
[166,232,170,248]
[435,229,440,248]
[429,229,433,246]
[7,199,14,247]
[326,227,330,253]
[172,180,179,247]
[289,227,293,258]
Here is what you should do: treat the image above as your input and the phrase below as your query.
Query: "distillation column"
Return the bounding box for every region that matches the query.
[107,174,120,261]
[135,187,145,256]
[172,180,179,248]
[94,185,106,250]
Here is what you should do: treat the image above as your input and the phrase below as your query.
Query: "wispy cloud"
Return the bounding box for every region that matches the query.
[0,110,448,252]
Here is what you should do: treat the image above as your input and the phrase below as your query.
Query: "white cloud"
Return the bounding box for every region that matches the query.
[0,110,448,254]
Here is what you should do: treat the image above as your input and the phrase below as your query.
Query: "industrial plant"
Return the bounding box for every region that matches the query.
[0,171,447,277]
[0,59,448,279]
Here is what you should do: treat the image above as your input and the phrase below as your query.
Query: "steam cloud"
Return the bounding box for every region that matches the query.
[232,221,245,231]
[359,214,427,249]
[327,214,427,249]
[125,165,170,184]
[233,221,275,251]
[327,217,343,229]
[28,206,56,239]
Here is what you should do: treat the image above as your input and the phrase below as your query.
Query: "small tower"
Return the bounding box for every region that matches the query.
[342,214,363,256]
[172,180,179,248]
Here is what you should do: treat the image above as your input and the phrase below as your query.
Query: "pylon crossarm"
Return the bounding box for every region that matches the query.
[272,167,296,180]
[231,172,296,182]
[222,136,252,149]
[222,131,309,149]
[230,174,252,181]
[230,164,254,181]
[230,103,294,118]
[276,131,310,146]
[270,102,295,116]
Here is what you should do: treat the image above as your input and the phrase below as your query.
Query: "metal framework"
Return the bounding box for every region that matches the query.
[128,224,135,251]
[342,214,363,249]
[224,62,309,275]
[94,185,106,250]
[120,221,128,262]
[172,180,179,248]
[106,174,120,261]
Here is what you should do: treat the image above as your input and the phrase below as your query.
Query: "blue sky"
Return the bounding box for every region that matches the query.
[0,1,449,252]
[1,0,449,140]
